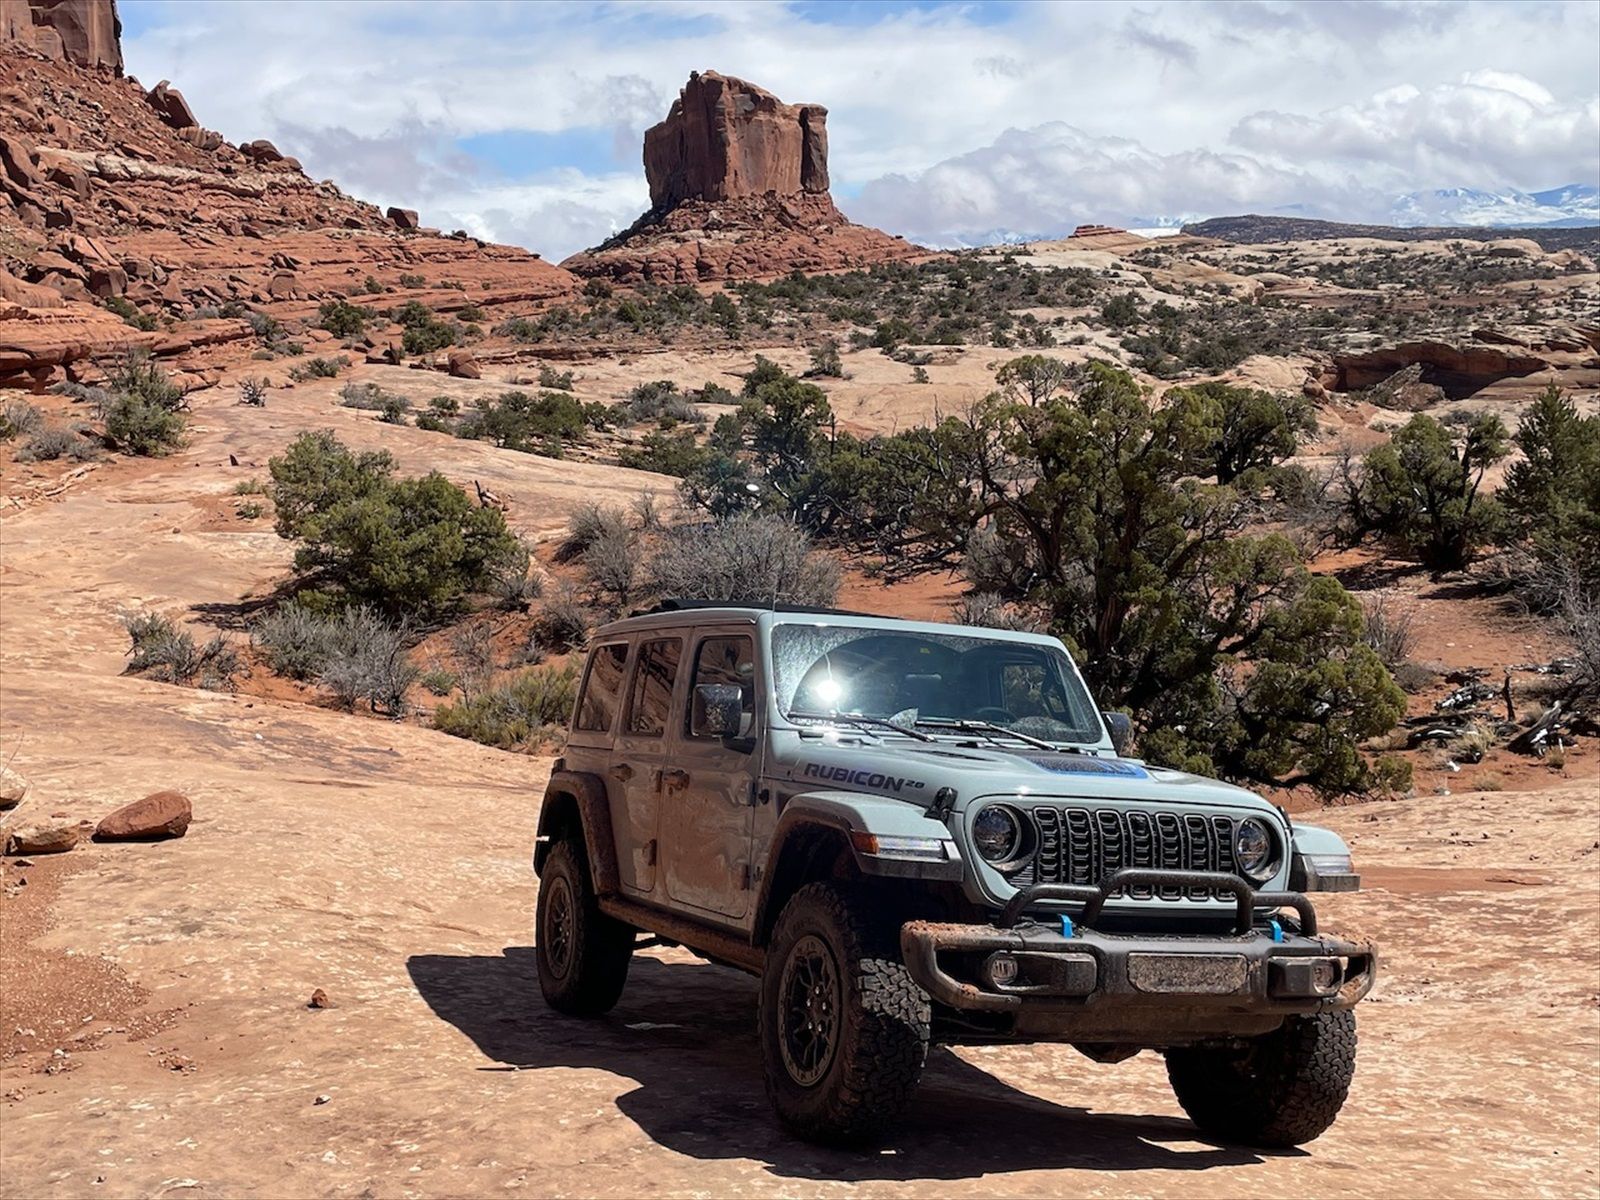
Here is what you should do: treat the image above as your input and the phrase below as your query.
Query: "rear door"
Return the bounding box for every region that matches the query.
[661,628,759,923]
[571,641,654,893]
[609,635,685,898]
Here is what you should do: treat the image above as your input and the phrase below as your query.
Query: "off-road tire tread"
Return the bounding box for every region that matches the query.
[760,881,930,1146]
[535,837,633,1017]
[1166,1009,1357,1147]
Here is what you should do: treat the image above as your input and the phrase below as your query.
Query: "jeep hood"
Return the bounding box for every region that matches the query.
[777,737,1268,812]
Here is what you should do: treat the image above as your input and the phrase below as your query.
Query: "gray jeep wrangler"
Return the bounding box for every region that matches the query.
[533,602,1375,1147]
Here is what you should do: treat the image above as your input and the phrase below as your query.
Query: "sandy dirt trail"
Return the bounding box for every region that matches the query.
[2,382,1599,1199]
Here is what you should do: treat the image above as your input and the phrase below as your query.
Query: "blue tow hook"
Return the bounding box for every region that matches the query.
[1268,917,1284,943]
[1060,914,1075,938]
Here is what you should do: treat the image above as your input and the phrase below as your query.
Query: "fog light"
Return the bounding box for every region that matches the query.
[1269,956,1342,998]
[985,952,1019,987]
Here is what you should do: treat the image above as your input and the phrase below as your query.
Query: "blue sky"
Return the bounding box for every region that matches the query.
[120,1,1600,257]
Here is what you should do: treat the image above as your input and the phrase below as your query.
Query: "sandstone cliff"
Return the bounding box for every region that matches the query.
[1,0,120,72]
[565,70,920,284]
[0,27,578,388]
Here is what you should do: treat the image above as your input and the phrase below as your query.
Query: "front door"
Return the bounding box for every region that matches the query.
[610,635,684,897]
[662,630,758,922]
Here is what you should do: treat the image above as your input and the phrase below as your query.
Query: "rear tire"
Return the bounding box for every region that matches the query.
[1165,1010,1358,1147]
[758,882,930,1146]
[535,837,633,1017]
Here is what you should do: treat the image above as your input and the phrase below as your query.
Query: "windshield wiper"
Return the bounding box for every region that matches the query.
[785,710,935,742]
[910,717,1062,752]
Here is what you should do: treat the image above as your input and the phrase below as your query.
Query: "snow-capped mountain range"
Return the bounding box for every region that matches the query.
[1388,184,1598,229]
[891,184,1597,249]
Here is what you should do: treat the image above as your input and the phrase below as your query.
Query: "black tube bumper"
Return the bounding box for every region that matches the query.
[902,869,1377,1018]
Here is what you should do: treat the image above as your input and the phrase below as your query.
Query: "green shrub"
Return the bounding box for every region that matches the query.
[537,365,575,391]
[1501,385,1600,594]
[419,667,460,696]
[457,390,589,453]
[1099,292,1141,328]
[268,430,395,540]
[289,355,349,381]
[1346,413,1508,572]
[433,663,578,749]
[99,355,186,456]
[268,431,519,616]
[839,358,1404,795]
[805,339,844,378]
[319,300,372,338]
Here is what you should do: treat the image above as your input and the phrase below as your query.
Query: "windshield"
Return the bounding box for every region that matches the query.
[772,623,1105,746]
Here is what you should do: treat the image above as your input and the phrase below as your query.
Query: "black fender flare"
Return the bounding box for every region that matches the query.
[750,810,856,946]
[534,769,621,897]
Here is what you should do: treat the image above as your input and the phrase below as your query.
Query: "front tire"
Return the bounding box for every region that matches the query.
[758,882,930,1146]
[1166,1010,1358,1147]
[535,837,633,1016]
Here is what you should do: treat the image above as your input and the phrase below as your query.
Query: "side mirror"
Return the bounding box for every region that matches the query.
[1104,711,1132,757]
[691,683,744,740]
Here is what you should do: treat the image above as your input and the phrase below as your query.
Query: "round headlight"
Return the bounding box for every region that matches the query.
[1233,818,1275,881]
[973,805,1024,865]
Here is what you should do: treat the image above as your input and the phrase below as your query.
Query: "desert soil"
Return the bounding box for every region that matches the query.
[2,376,1599,1200]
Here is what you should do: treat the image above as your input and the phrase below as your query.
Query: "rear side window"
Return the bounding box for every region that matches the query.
[575,643,628,732]
[687,636,756,738]
[626,638,682,736]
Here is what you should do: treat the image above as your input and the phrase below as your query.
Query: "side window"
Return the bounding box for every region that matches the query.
[574,643,629,732]
[626,638,682,737]
[687,636,756,738]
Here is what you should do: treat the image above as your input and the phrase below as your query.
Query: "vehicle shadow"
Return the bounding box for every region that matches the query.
[406,948,1275,1182]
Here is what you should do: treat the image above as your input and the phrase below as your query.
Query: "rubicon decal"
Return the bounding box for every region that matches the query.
[802,763,925,793]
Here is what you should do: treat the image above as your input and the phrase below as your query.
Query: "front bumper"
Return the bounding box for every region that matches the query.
[901,869,1376,1024]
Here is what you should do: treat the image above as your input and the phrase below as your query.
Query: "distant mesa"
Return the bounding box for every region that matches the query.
[564,70,922,285]
[0,0,122,72]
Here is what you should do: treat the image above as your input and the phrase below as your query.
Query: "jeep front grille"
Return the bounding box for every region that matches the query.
[1012,806,1239,900]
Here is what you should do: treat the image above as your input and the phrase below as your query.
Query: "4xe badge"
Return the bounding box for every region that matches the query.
[802,763,926,794]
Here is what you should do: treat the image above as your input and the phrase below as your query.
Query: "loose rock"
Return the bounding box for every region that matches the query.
[0,764,26,810]
[5,823,78,856]
[93,790,192,841]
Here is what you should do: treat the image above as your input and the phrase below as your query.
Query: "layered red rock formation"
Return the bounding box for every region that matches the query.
[643,70,829,209]
[564,70,921,285]
[1,0,120,72]
[0,41,579,387]
[1323,334,1600,399]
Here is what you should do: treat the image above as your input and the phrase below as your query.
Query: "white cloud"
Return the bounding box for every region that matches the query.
[119,0,1600,257]
[849,123,1379,245]
[1231,70,1600,191]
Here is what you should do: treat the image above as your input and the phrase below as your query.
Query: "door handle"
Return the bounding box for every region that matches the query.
[661,768,690,791]
[608,763,634,783]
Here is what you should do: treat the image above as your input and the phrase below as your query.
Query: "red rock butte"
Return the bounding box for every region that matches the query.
[564,70,922,285]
